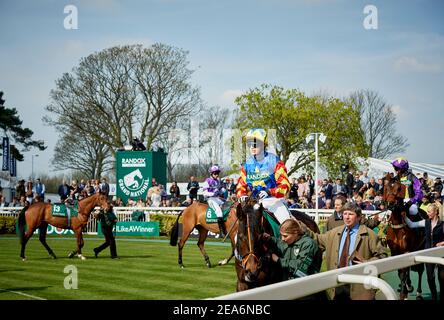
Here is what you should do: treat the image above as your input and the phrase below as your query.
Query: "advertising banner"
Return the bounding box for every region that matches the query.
[98,221,160,236]
[115,150,166,203]
[2,137,9,171]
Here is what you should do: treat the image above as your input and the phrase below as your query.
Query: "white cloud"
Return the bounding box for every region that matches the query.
[219,89,244,106]
[391,104,402,116]
[393,56,442,73]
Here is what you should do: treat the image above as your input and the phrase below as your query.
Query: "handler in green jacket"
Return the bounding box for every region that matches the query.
[263,219,320,280]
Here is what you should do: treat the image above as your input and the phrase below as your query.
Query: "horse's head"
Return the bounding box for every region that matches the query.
[235,200,269,283]
[382,174,407,225]
[382,173,405,208]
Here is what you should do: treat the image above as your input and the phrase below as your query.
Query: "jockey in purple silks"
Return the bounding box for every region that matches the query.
[202,165,227,237]
[391,157,423,216]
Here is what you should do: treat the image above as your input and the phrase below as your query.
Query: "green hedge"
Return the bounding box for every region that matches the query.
[0,216,17,234]
[149,214,181,236]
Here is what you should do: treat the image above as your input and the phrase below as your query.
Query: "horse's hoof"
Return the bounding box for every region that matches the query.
[416,294,423,300]
[179,264,185,269]
[68,252,75,258]
[206,262,212,268]
[21,257,26,262]
[407,285,414,293]
[51,255,57,259]
[78,254,86,260]
[218,259,228,266]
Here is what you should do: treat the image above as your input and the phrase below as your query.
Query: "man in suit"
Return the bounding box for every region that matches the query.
[303,202,387,300]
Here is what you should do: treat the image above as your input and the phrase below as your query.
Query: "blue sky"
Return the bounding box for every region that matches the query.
[1,0,443,180]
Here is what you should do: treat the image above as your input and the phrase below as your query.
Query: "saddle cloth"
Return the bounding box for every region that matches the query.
[205,201,233,223]
[52,203,79,217]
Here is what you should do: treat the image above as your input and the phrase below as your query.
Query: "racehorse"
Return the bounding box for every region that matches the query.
[383,173,425,300]
[18,192,111,261]
[235,198,321,292]
[169,200,239,268]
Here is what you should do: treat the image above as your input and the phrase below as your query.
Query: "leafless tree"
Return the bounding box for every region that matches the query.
[348,89,408,159]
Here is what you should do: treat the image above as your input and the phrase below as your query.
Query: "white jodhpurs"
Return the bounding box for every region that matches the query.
[208,197,224,218]
[260,197,292,224]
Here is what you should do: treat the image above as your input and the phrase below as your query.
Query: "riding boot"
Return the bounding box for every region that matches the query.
[217,217,227,238]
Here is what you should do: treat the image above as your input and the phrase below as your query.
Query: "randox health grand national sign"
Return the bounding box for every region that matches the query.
[98,221,160,236]
[116,150,167,204]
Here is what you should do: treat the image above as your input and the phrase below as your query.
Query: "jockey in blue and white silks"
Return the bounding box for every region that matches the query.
[236,129,292,224]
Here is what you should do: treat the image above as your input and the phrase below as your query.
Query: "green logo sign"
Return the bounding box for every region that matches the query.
[116,150,167,203]
[98,221,159,236]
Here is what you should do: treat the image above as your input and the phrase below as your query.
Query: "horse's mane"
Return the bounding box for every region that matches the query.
[291,210,320,234]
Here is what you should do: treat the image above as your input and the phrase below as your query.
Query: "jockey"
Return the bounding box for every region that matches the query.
[391,157,423,216]
[236,128,292,224]
[203,165,227,237]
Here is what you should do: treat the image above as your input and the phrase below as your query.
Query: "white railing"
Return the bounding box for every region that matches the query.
[211,246,444,300]
[0,207,382,235]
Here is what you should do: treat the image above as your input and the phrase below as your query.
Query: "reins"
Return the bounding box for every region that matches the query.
[240,212,260,269]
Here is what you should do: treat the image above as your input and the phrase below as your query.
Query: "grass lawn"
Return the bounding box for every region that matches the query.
[0,235,237,300]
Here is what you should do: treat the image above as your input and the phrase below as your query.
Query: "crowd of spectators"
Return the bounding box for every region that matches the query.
[286,169,443,212]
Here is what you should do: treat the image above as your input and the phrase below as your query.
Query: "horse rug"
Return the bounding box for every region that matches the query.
[52,203,79,218]
[205,201,233,223]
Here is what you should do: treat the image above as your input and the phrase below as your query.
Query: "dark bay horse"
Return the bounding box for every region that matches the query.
[235,199,321,292]
[383,173,425,300]
[169,201,239,268]
[18,192,111,261]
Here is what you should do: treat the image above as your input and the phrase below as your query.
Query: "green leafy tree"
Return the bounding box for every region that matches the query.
[0,93,46,161]
[234,84,368,177]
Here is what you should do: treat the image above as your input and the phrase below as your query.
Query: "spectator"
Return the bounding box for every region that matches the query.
[404,203,444,300]
[332,178,347,199]
[100,177,110,196]
[303,202,387,300]
[0,195,9,208]
[289,178,299,202]
[15,179,26,202]
[34,178,46,202]
[360,170,370,184]
[307,174,315,199]
[8,197,20,207]
[320,179,333,201]
[225,178,236,197]
[346,169,354,198]
[352,173,365,196]
[187,176,199,203]
[93,179,101,194]
[297,176,309,200]
[25,178,34,204]
[152,177,158,187]
[169,181,181,202]
[58,180,70,202]
[326,196,347,231]
[433,177,443,199]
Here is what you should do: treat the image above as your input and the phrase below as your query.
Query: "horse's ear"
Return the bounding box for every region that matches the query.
[236,203,243,219]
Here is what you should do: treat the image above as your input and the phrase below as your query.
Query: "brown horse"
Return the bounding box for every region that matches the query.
[235,199,321,292]
[169,201,238,268]
[18,192,111,261]
[383,173,425,300]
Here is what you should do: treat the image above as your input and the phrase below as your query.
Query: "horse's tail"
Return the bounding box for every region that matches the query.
[18,207,27,245]
[169,211,183,246]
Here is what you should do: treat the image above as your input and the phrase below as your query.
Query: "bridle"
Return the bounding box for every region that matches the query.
[236,207,265,270]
